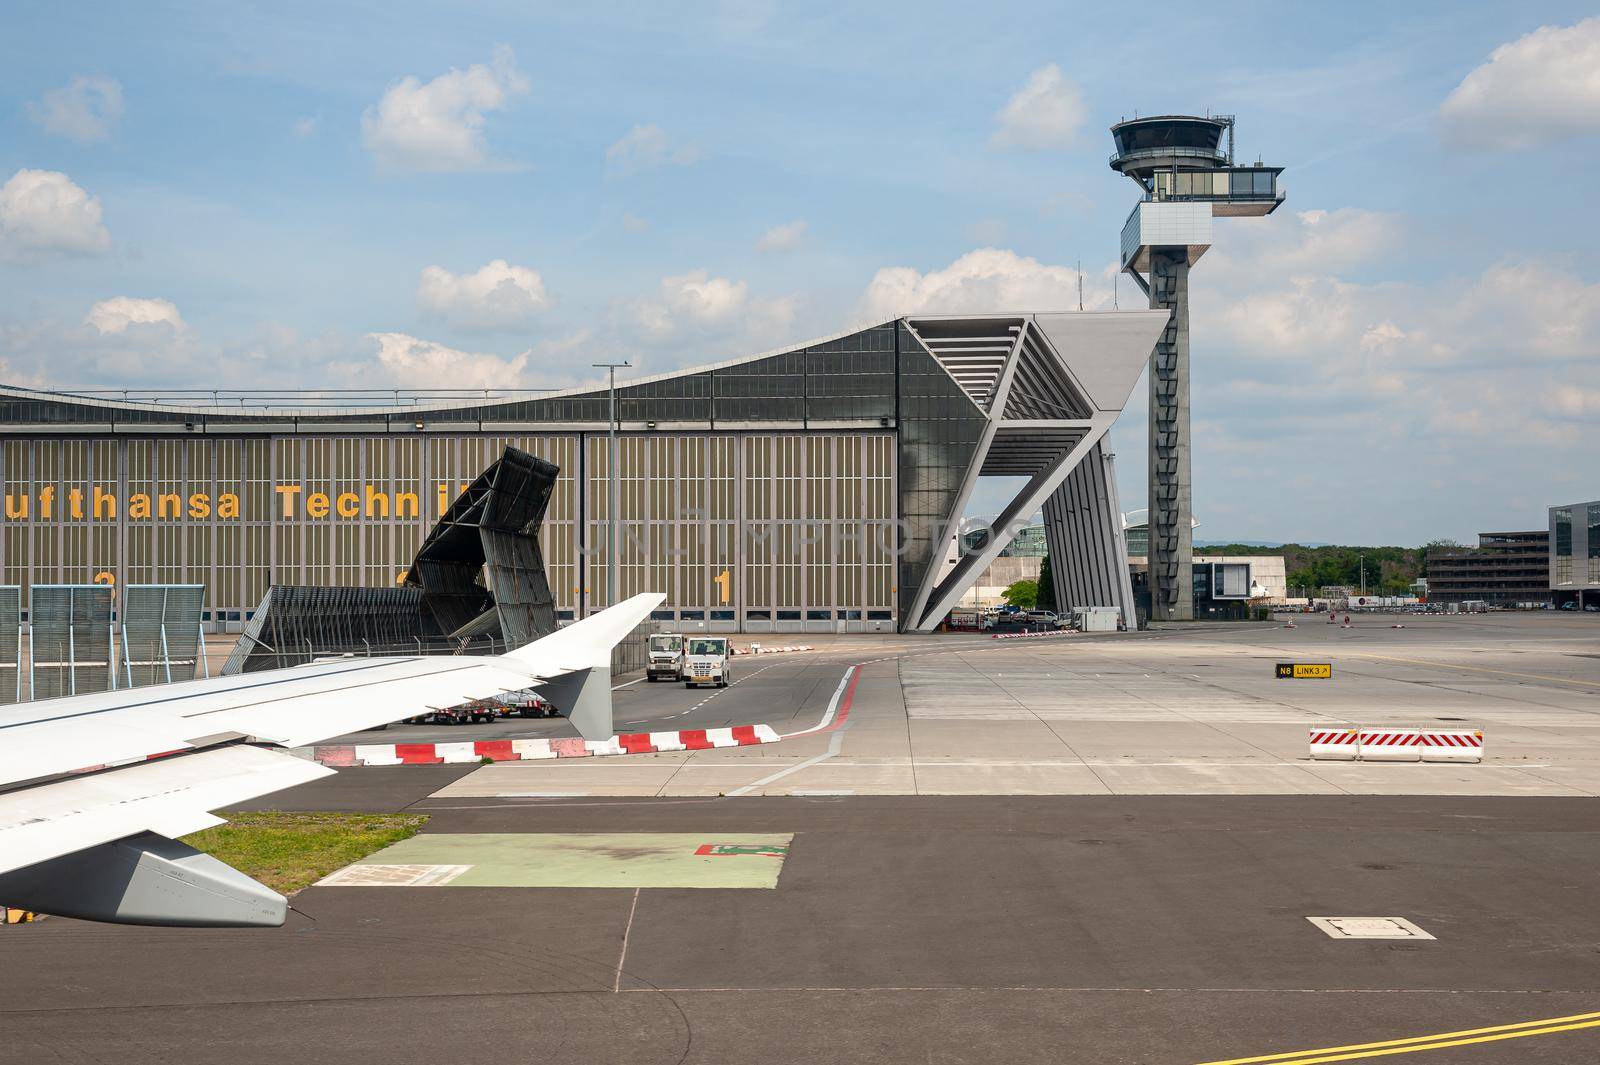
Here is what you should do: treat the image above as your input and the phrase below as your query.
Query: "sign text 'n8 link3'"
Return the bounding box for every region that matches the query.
[1276,662,1332,679]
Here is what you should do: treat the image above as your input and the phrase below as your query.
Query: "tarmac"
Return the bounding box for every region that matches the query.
[6,613,1600,1064]
[398,613,1600,798]
[8,793,1600,1063]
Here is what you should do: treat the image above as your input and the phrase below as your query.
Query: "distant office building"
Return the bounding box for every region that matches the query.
[1550,501,1600,607]
[962,522,1046,558]
[1428,531,1552,607]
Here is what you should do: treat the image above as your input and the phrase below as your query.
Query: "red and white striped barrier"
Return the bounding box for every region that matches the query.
[1309,727,1484,764]
[292,723,781,767]
[1308,728,1360,761]
[732,644,814,656]
[990,629,1078,640]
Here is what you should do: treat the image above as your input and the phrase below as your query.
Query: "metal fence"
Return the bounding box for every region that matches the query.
[29,585,115,699]
[120,584,207,688]
[0,586,19,705]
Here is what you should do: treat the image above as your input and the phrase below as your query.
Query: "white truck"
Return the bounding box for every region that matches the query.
[683,635,732,688]
[646,633,686,682]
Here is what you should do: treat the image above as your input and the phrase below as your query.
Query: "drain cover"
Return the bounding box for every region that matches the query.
[1307,916,1434,940]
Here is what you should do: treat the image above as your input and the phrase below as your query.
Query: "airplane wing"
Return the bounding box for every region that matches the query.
[0,593,662,928]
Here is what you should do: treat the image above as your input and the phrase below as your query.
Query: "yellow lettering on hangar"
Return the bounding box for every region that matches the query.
[1,484,435,522]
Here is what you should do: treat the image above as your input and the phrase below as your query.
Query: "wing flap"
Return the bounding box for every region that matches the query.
[0,745,333,877]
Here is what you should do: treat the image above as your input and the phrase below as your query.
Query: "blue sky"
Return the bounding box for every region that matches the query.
[2,1,1597,545]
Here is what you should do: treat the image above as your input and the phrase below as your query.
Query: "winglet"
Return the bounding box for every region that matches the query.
[504,592,664,740]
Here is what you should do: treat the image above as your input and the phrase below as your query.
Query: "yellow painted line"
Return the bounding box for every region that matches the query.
[1351,652,1600,690]
[1197,1009,1600,1065]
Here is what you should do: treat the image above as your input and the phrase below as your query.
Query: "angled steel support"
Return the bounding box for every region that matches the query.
[908,413,1116,631]
[900,319,1028,633]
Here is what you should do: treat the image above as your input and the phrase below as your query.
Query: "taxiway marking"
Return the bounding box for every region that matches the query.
[1197,1008,1600,1064]
[1351,652,1600,690]
[727,666,859,796]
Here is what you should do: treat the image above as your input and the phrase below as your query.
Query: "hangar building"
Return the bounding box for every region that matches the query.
[0,312,1165,635]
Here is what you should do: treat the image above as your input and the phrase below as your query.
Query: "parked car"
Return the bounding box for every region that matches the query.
[1022,609,1061,629]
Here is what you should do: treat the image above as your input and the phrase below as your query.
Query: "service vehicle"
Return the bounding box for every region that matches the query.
[684,636,732,688]
[1023,609,1063,629]
[499,691,558,718]
[647,633,686,682]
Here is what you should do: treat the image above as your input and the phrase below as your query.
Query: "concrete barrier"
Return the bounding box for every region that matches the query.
[1416,729,1485,763]
[1359,729,1421,762]
[297,723,783,767]
[1308,728,1359,760]
[1308,727,1484,764]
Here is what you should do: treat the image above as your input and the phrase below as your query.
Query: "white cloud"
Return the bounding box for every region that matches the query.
[27,75,124,143]
[1440,17,1600,149]
[416,259,551,331]
[990,64,1086,150]
[85,297,185,335]
[622,269,795,345]
[622,211,650,232]
[756,219,807,252]
[605,124,701,175]
[348,332,531,389]
[293,116,318,138]
[0,170,112,259]
[859,248,1093,318]
[327,331,598,391]
[360,46,529,172]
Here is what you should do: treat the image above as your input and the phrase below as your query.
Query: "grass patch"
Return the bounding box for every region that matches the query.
[182,812,429,895]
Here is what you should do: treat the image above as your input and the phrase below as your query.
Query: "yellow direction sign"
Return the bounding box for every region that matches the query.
[1276,662,1332,679]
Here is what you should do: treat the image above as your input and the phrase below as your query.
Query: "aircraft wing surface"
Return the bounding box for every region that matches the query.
[0,593,662,927]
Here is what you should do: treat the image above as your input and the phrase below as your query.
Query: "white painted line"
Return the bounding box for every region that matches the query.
[497,791,591,797]
[614,887,641,993]
[781,665,856,739]
[612,677,646,691]
[729,668,856,797]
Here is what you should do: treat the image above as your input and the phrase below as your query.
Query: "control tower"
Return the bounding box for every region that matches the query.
[1110,115,1282,621]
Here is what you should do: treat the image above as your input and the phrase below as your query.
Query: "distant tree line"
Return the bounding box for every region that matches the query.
[1005,541,1462,608]
[1194,543,1441,596]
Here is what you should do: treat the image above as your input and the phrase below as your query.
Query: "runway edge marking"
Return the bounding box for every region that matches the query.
[289,663,862,768]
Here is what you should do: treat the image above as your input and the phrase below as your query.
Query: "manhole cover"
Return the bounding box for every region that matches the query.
[1307,916,1434,940]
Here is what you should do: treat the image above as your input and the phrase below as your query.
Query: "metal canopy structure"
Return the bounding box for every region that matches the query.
[405,445,558,646]
[224,447,559,675]
[900,312,1167,632]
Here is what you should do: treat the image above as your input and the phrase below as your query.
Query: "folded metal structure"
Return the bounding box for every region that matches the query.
[223,446,558,674]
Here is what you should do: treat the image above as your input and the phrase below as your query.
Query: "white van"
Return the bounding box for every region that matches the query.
[647,633,685,682]
[684,636,732,688]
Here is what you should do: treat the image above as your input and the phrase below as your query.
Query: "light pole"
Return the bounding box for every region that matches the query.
[1359,553,1366,596]
[593,360,630,610]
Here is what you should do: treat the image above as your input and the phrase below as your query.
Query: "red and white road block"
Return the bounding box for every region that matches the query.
[990,629,1077,641]
[293,723,781,767]
[732,644,814,656]
[1308,728,1360,761]
[1308,727,1484,764]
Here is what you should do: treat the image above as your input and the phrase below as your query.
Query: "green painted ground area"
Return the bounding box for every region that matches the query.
[332,832,795,888]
